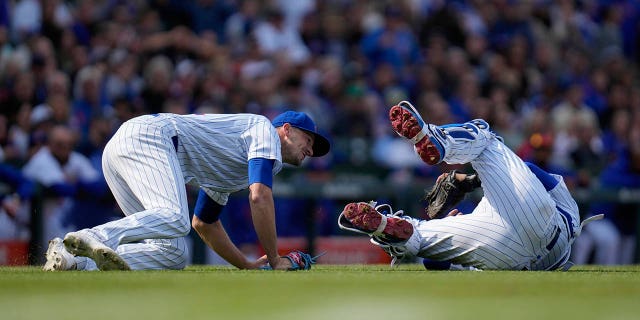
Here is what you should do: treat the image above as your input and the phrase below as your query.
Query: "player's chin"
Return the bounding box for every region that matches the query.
[294,154,307,166]
[283,157,303,167]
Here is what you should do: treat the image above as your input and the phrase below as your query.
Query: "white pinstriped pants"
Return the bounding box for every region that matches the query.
[413,120,579,270]
[76,118,191,270]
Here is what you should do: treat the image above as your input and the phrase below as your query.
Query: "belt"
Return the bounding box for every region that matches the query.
[546,226,561,250]
[545,206,574,251]
[557,206,574,237]
[171,135,179,152]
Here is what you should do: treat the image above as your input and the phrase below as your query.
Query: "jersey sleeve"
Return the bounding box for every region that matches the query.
[242,118,283,172]
[201,187,230,206]
[194,188,225,223]
[242,118,279,160]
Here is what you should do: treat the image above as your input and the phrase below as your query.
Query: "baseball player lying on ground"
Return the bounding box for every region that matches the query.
[339,101,603,271]
[43,111,327,271]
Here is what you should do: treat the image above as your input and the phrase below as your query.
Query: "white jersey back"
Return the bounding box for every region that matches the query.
[126,113,283,197]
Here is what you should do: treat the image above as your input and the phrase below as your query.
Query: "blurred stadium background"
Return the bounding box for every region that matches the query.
[0,0,639,267]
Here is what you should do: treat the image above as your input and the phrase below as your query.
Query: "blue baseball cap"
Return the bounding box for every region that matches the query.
[272,111,330,157]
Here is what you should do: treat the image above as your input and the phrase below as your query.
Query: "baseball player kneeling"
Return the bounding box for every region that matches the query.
[44,111,329,271]
[339,101,603,271]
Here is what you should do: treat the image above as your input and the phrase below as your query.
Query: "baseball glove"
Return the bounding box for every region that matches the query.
[261,251,319,271]
[423,170,481,220]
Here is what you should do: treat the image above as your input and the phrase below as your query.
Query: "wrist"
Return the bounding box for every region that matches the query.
[267,255,281,266]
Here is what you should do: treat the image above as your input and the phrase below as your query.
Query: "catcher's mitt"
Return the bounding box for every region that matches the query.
[260,251,321,271]
[423,170,481,220]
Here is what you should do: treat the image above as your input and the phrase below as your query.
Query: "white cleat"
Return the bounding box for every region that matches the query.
[43,237,77,271]
[63,231,130,271]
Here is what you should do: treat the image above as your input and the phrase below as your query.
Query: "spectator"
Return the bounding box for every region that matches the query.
[0,163,35,240]
[360,5,421,79]
[140,55,173,114]
[568,117,606,187]
[71,65,110,141]
[550,83,600,168]
[0,0,638,266]
[573,127,640,265]
[22,125,101,248]
[225,0,262,54]
[252,6,311,65]
[517,132,577,189]
[11,0,41,41]
[70,116,119,230]
[601,108,631,161]
[103,49,143,103]
[273,0,315,32]
[184,0,236,41]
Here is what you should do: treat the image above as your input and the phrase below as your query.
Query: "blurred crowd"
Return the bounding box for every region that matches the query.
[1,0,639,265]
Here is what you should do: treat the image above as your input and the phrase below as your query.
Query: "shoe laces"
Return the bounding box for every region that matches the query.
[373,202,404,217]
[370,233,412,268]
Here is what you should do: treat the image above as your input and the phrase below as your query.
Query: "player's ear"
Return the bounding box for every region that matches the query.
[281,123,291,134]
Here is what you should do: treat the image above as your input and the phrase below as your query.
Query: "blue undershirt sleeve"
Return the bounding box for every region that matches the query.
[248,158,274,188]
[194,189,224,224]
[525,162,560,191]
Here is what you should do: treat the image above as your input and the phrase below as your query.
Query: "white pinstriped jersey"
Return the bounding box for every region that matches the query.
[412,120,580,270]
[125,113,284,204]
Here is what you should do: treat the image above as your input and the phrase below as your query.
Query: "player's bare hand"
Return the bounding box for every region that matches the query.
[436,172,449,184]
[245,255,269,269]
[437,171,467,184]
[447,209,462,217]
[259,256,293,270]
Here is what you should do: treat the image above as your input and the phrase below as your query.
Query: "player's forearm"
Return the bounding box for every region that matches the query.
[251,208,278,264]
[248,184,279,266]
[192,217,251,269]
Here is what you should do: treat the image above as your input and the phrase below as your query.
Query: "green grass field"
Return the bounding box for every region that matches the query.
[1,264,639,320]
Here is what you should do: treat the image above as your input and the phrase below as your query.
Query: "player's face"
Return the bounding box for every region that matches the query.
[49,127,75,164]
[281,126,314,166]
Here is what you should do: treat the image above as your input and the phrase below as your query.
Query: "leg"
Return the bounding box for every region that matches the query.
[339,202,413,242]
[389,101,495,165]
[70,121,190,270]
[116,238,189,270]
[338,202,422,262]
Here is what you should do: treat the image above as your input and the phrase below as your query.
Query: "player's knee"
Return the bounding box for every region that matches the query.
[175,217,191,237]
[156,207,191,237]
[164,239,189,270]
[167,249,189,270]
